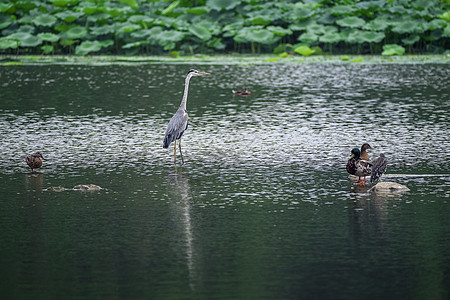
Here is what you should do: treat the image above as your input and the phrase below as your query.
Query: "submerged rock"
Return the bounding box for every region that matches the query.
[46,186,67,192]
[73,184,102,191]
[370,182,410,192]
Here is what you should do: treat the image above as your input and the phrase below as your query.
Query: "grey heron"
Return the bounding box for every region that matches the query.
[163,69,210,165]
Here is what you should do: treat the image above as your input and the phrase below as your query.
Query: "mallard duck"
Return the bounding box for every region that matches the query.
[346,148,387,185]
[232,88,251,96]
[25,152,44,173]
[360,143,371,161]
[370,153,387,183]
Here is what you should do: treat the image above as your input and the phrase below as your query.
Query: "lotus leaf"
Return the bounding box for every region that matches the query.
[90,25,115,35]
[104,7,128,18]
[32,14,57,27]
[355,0,385,10]
[156,30,184,44]
[163,42,175,50]
[412,0,436,10]
[161,0,179,15]
[41,45,53,53]
[122,41,144,49]
[76,40,102,55]
[382,44,405,56]
[186,6,210,15]
[293,3,316,20]
[38,32,59,42]
[88,13,111,25]
[249,16,272,26]
[336,16,365,28]
[207,0,240,11]
[444,24,450,37]
[54,23,76,32]
[330,5,356,16]
[402,35,420,45]
[189,24,211,41]
[83,6,103,15]
[0,38,19,49]
[52,0,79,7]
[64,26,87,39]
[341,55,350,61]
[345,30,363,44]
[425,19,446,31]
[234,27,278,44]
[0,3,14,13]
[297,32,318,43]
[364,18,389,31]
[21,34,42,47]
[55,11,84,23]
[294,45,313,56]
[117,0,139,9]
[18,25,35,33]
[267,26,292,36]
[289,20,314,31]
[18,16,33,24]
[307,23,327,35]
[319,32,341,43]
[99,40,114,48]
[207,37,222,48]
[317,14,336,25]
[0,15,13,30]
[120,24,141,33]
[360,31,385,43]
[392,20,423,34]
[129,15,153,24]
[60,39,76,46]
[440,11,450,22]
[131,29,152,39]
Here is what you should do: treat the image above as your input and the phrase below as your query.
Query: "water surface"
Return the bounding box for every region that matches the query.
[0,63,449,299]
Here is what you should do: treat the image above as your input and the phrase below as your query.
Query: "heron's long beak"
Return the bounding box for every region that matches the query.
[198,72,210,75]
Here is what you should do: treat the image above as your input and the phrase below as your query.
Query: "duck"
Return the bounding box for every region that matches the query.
[232,88,251,96]
[25,152,44,173]
[346,148,387,185]
[360,143,371,161]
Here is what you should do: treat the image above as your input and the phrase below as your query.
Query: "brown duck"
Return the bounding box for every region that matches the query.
[360,143,371,161]
[232,88,251,96]
[26,152,44,172]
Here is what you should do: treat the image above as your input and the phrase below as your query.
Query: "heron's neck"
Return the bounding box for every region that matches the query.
[179,74,192,111]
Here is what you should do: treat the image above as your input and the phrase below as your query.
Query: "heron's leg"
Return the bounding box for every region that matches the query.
[173,140,177,164]
[179,137,185,165]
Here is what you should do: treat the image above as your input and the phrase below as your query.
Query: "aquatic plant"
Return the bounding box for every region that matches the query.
[0,0,448,55]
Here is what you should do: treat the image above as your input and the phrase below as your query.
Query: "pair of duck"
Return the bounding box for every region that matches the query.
[346,143,387,185]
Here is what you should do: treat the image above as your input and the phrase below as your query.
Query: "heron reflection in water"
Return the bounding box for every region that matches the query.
[163,69,210,165]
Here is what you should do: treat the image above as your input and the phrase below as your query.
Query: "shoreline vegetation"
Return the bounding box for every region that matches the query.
[0,54,449,65]
[0,0,449,57]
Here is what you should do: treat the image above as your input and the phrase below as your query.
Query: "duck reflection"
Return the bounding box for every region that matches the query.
[25,172,44,192]
[167,169,198,291]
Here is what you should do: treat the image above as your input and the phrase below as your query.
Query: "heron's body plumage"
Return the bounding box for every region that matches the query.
[162,69,209,165]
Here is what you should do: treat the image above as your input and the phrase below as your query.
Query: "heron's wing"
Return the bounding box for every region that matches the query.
[163,109,188,148]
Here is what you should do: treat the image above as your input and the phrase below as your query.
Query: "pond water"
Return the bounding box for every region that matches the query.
[0,62,449,299]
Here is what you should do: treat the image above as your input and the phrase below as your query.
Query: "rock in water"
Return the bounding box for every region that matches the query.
[370,182,410,192]
[73,184,102,191]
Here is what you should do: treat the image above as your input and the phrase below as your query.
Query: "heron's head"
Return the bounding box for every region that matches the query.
[350,148,360,160]
[361,143,371,152]
[187,69,210,76]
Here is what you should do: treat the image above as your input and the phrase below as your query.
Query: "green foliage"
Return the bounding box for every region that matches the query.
[382,44,405,56]
[0,0,448,55]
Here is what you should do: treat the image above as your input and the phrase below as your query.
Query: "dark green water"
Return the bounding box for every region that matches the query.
[0,63,449,299]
